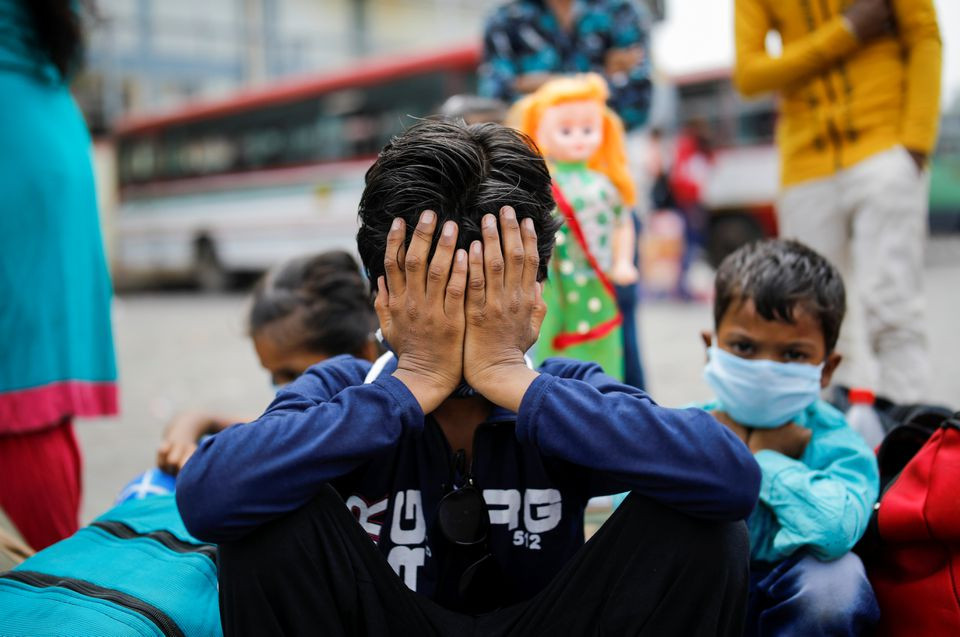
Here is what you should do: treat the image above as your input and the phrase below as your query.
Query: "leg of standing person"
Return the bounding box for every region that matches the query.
[778,175,872,390]
[617,213,646,390]
[0,419,82,550]
[482,491,750,637]
[616,281,645,390]
[842,146,930,403]
[746,553,879,637]
[677,203,704,299]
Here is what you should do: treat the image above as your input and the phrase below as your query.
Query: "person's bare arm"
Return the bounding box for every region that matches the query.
[733,0,867,96]
[609,217,639,286]
[157,411,246,475]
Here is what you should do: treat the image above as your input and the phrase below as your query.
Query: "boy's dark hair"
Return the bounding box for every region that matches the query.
[714,239,846,352]
[249,251,376,357]
[357,119,560,290]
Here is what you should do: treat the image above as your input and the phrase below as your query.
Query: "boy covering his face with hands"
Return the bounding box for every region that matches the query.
[177,120,760,636]
[700,239,880,636]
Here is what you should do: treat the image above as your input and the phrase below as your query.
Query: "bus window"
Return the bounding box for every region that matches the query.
[736,101,776,146]
[109,45,483,288]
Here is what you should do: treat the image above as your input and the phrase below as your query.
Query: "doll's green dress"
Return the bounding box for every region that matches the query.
[534,161,624,379]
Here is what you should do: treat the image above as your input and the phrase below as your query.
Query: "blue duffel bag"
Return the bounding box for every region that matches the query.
[0,494,221,637]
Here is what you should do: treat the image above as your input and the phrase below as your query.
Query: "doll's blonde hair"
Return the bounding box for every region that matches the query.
[509,73,636,206]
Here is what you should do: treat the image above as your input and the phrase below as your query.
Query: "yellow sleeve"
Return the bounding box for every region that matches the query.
[733,0,860,97]
[893,0,942,154]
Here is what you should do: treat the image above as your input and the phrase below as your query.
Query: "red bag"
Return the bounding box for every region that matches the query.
[864,414,960,636]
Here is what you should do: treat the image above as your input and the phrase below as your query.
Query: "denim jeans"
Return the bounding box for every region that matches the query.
[615,282,646,391]
[746,552,879,637]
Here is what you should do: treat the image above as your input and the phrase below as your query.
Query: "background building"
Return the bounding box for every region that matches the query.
[77,0,502,132]
[76,0,667,133]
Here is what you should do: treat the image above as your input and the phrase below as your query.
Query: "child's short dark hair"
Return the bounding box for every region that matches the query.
[714,239,846,352]
[356,119,560,290]
[249,250,376,357]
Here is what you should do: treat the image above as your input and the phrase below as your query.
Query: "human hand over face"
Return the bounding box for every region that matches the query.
[375,211,468,414]
[463,206,543,412]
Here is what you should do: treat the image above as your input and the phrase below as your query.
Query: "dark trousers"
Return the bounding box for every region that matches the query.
[615,282,646,391]
[218,486,750,636]
[746,553,879,637]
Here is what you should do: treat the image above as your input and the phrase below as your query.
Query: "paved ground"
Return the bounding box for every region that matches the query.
[77,238,960,521]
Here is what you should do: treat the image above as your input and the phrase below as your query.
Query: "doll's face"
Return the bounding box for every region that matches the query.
[535,100,604,163]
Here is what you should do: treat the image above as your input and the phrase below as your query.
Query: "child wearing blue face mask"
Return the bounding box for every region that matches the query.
[700,239,880,637]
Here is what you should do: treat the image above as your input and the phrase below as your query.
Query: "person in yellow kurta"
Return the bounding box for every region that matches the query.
[510,74,639,379]
[733,0,941,403]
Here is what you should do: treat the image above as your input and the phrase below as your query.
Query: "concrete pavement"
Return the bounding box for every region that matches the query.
[77,238,960,521]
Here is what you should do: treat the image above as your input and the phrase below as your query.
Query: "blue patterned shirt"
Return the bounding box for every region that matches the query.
[479,0,652,130]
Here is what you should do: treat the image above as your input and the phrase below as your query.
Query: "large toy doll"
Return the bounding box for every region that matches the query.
[511,74,638,379]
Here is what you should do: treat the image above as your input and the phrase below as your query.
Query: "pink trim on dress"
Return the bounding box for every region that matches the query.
[0,381,118,434]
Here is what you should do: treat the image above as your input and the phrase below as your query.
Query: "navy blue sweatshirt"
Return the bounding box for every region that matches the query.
[177,355,760,603]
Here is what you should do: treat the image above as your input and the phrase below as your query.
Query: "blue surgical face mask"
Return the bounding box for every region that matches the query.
[703,346,824,428]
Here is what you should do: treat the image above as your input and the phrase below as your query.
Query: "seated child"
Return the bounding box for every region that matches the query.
[700,239,881,636]
[155,250,380,475]
[176,119,762,636]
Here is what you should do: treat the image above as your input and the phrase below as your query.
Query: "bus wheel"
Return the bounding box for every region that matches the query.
[195,238,231,292]
[706,213,764,268]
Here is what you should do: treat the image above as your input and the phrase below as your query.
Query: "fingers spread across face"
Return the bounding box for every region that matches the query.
[375,275,390,320]
[481,213,504,296]
[530,280,547,335]
[467,240,485,313]
[427,220,458,305]
[384,217,406,297]
[404,210,437,297]
[500,206,524,293]
[444,248,468,319]
[520,216,540,296]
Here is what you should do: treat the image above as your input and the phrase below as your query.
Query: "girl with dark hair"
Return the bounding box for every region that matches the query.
[0,0,117,551]
[155,251,380,475]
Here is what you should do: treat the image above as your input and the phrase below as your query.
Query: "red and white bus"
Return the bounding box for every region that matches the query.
[111,46,479,289]
[662,68,960,264]
[110,48,787,288]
